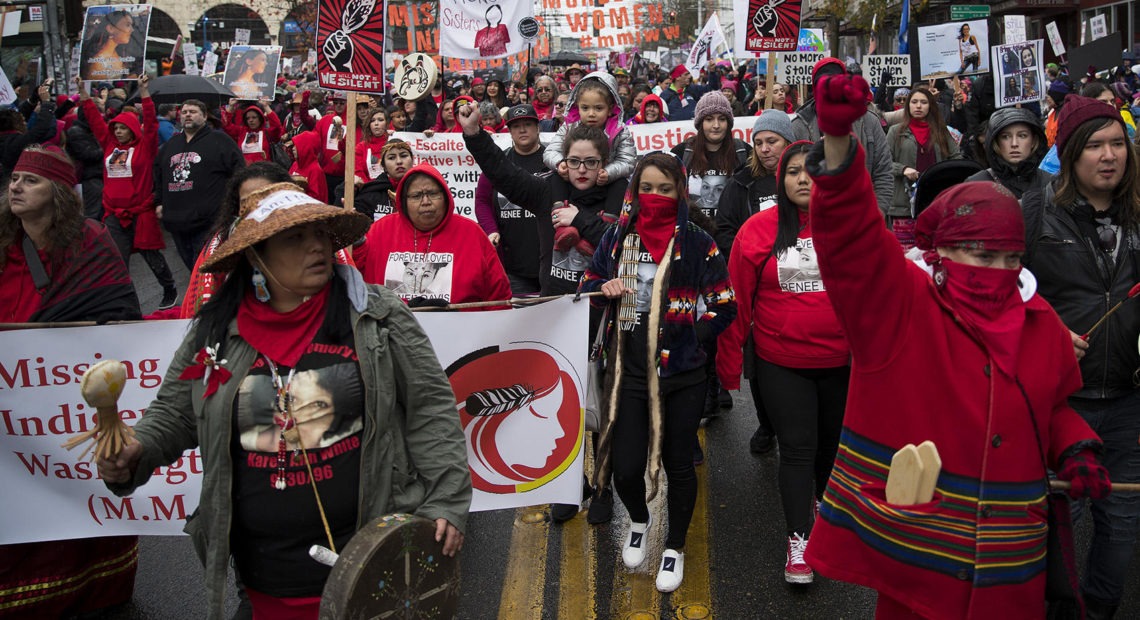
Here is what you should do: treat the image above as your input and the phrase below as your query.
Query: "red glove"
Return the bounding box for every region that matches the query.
[1057,449,1111,500]
[815,74,871,138]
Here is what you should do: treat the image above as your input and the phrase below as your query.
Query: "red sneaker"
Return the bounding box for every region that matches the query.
[785,533,813,584]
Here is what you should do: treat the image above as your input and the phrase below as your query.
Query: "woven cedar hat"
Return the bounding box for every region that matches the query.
[199,183,370,273]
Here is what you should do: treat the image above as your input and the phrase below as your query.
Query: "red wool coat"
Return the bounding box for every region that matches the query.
[803,143,1099,619]
[82,97,163,250]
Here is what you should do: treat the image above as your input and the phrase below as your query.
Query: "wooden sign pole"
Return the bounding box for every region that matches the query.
[344,92,357,209]
[764,52,776,110]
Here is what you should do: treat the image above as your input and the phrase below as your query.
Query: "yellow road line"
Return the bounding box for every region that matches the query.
[671,429,714,619]
[497,506,550,620]
[559,439,598,620]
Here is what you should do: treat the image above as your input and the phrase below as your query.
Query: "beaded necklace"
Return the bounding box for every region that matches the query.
[264,356,297,491]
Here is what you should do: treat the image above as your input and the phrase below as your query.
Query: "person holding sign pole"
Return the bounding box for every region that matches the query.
[802,73,1107,620]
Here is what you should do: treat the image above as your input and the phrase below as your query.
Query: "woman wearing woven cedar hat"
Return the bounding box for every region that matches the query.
[96,184,471,619]
[0,145,143,618]
[579,152,736,593]
[801,73,1107,619]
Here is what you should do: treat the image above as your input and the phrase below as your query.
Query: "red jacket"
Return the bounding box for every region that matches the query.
[314,112,363,177]
[356,164,511,305]
[81,97,163,251]
[717,208,847,386]
[803,143,1099,619]
[353,134,388,183]
[224,105,282,164]
[287,130,328,203]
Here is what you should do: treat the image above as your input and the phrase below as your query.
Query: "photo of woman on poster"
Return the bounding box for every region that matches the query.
[224,46,281,101]
[79,6,150,81]
[958,23,981,74]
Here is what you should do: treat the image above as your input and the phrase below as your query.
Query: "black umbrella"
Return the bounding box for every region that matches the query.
[537,50,590,67]
[127,74,235,105]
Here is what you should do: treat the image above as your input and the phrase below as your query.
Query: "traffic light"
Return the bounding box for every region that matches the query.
[668,11,676,24]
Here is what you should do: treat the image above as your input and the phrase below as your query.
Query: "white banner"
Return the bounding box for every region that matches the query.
[917,19,990,78]
[0,321,199,544]
[685,13,727,79]
[1046,21,1066,57]
[439,0,534,60]
[991,40,1045,108]
[862,55,912,87]
[1,299,591,542]
[1004,15,1027,44]
[777,51,824,85]
[0,65,18,105]
[626,117,759,154]
[182,43,199,75]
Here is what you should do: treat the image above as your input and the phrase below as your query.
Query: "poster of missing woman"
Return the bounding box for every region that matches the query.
[991,40,1045,107]
[223,45,283,100]
[78,5,151,81]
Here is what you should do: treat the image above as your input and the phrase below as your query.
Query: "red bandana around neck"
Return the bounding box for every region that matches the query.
[909,119,931,146]
[237,283,331,367]
[635,194,678,263]
[940,260,1026,376]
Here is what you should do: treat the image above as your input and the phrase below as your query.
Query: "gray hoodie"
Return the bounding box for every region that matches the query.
[965,107,1052,199]
[543,70,637,181]
[792,100,895,216]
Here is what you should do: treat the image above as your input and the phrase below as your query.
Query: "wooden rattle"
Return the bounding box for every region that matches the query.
[885,440,942,505]
[61,360,135,462]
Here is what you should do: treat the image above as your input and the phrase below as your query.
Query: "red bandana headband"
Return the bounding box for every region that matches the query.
[13,145,77,188]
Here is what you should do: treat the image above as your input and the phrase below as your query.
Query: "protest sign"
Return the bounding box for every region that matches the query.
[862,55,912,87]
[991,40,1044,107]
[202,51,219,76]
[234,27,250,46]
[0,68,17,105]
[1045,21,1066,57]
[917,19,989,78]
[317,0,386,92]
[0,300,589,543]
[223,45,282,100]
[439,0,533,60]
[68,47,81,95]
[1004,15,1027,44]
[798,28,826,53]
[1069,31,1122,77]
[685,14,727,79]
[391,131,515,221]
[0,321,201,543]
[78,5,151,81]
[776,52,824,85]
[627,117,760,154]
[741,0,803,52]
[307,49,318,67]
[182,43,199,75]
[1090,15,1107,41]
[1,9,21,38]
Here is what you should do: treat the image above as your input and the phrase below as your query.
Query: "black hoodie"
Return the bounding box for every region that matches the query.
[154,125,246,231]
[965,107,1052,199]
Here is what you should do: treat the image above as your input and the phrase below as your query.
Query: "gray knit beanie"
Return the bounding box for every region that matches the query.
[751,110,796,144]
[693,91,734,128]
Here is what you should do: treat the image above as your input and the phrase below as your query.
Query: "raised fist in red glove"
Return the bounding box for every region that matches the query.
[815,74,871,138]
[1057,449,1111,500]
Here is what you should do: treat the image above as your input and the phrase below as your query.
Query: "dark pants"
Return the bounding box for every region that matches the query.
[744,335,775,435]
[105,215,175,292]
[167,226,211,270]
[1071,390,1140,605]
[81,179,104,221]
[757,358,849,535]
[507,273,541,297]
[611,379,705,549]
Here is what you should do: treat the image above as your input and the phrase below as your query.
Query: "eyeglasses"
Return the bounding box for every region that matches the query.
[408,189,445,203]
[565,157,602,170]
[1097,222,1118,253]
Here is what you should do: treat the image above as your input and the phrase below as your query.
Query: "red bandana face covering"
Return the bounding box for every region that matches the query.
[635,193,678,263]
[237,283,331,367]
[940,260,1025,376]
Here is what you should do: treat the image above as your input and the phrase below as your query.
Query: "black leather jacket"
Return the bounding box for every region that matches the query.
[1023,181,1140,400]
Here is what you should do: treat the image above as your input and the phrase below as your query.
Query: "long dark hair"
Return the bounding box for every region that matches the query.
[897,87,953,156]
[1055,117,1140,228]
[629,152,686,217]
[689,117,739,176]
[81,10,132,61]
[772,142,813,256]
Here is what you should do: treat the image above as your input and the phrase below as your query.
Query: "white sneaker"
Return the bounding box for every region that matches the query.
[655,549,684,593]
[622,515,651,568]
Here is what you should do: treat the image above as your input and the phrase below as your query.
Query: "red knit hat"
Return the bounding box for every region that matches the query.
[13,145,76,188]
[1055,95,1127,154]
[669,65,690,80]
[915,182,1024,255]
[812,57,846,86]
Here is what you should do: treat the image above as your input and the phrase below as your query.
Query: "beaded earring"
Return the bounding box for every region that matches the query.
[252,267,271,302]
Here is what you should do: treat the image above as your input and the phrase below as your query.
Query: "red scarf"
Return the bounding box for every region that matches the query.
[909,119,931,146]
[635,194,678,263]
[940,260,1026,377]
[236,283,330,367]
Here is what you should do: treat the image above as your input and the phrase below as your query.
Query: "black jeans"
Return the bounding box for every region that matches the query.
[756,358,849,535]
[167,226,211,270]
[611,378,705,549]
[105,215,175,292]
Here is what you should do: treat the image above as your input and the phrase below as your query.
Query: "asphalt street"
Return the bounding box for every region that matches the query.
[88,235,1140,619]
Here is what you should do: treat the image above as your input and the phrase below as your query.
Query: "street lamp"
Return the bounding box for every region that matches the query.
[202,16,209,52]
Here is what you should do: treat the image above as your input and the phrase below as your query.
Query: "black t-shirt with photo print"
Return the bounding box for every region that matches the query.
[230,326,366,597]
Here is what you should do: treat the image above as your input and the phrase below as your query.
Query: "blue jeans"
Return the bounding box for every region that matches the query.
[1071,390,1140,605]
